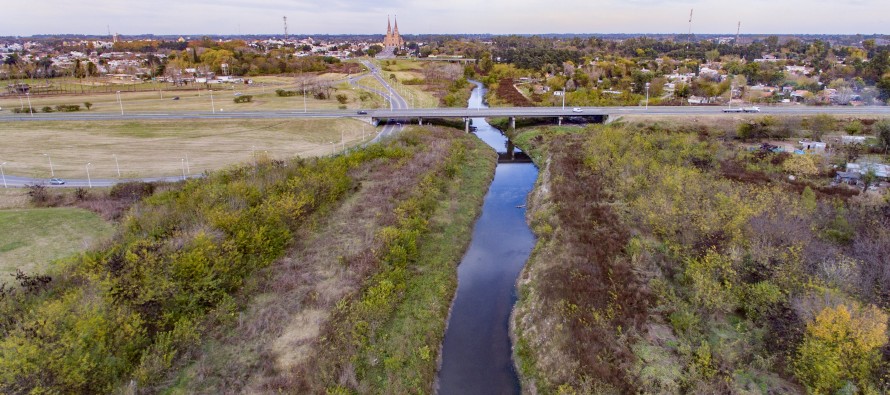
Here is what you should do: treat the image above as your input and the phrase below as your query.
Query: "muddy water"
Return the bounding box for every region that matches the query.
[436,81,537,395]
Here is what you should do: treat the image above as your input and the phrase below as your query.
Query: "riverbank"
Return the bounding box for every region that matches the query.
[509,122,890,393]
[0,127,496,394]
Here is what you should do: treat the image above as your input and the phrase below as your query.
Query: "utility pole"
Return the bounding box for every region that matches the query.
[686,9,694,59]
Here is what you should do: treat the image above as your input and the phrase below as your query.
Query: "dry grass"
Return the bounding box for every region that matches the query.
[0,73,366,115]
[0,189,29,209]
[0,118,375,178]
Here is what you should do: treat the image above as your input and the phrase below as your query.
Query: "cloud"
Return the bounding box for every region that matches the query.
[2,0,888,35]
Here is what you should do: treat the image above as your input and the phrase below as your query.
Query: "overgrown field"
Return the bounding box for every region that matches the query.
[511,123,890,394]
[0,127,496,393]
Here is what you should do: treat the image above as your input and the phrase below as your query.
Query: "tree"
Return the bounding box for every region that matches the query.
[793,303,887,393]
[783,154,819,176]
[876,120,890,153]
[335,94,348,105]
[809,114,836,142]
[84,102,92,111]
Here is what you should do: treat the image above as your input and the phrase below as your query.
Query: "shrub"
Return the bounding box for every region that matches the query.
[84,102,93,110]
[233,95,253,103]
[793,303,888,393]
[55,104,81,112]
[41,106,54,113]
[109,181,155,200]
[275,89,298,97]
[335,94,348,104]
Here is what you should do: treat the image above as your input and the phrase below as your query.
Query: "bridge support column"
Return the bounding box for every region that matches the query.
[464,117,470,133]
[418,117,423,125]
[558,116,563,126]
[509,117,516,130]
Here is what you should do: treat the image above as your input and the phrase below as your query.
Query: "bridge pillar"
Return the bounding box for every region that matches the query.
[418,117,423,125]
[558,116,563,126]
[509,117,516,130]
[464,117,470,133]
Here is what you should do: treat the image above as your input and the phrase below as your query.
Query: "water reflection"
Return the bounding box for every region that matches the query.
[437,81,537,395]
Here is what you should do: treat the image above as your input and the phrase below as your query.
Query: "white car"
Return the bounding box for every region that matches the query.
[572,107,583,113]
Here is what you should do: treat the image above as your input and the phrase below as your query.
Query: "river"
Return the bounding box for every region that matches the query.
[436,81,538,394]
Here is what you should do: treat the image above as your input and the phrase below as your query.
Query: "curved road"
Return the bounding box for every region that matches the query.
[350,60,409,142]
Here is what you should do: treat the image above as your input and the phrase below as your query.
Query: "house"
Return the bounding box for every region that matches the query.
[835,171,861,185]
[847,162,890,179]
[799,140,827,152]
[841,136,868,145]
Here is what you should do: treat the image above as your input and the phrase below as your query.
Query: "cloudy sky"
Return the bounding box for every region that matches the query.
[4,0,888,36]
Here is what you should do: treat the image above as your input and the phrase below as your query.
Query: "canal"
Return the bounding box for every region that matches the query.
[436,81,538,394]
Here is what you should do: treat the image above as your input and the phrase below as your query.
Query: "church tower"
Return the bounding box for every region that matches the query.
[383,15,404,48]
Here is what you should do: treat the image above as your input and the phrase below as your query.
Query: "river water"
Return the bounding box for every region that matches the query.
[436,81,538,394]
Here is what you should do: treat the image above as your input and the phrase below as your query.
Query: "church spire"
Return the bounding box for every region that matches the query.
[387,15,392,35]
[394,15,399,34]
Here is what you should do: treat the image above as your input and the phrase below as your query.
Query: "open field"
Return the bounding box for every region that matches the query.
[0,73,375,114]
[0,207,112,283]
[0,118,377,178]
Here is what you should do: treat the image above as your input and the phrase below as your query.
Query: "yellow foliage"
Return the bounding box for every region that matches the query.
[783,154,820,176]
[794,303,888,393]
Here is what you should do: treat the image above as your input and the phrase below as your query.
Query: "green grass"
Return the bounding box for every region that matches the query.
[360,133,497,393]
[0,208,113,283]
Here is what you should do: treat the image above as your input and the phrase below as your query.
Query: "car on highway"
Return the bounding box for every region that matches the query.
[572,107,583,113]
[357,110,368,115]
[49,178,65,185]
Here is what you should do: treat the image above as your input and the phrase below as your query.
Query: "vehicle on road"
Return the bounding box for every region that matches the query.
[357,110,368,115]
[723,106,760,113]
[49,178,65,185]
[572,107,583,113]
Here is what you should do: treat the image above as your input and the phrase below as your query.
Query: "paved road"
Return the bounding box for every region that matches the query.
[3,105,888,123]
[0,174,199,188]
[352,60,409,142]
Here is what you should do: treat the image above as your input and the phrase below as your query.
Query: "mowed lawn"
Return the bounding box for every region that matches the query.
[0,118,375,178]
[0,208,113,283]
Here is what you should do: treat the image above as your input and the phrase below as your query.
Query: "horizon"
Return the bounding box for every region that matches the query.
[4,0,889,37]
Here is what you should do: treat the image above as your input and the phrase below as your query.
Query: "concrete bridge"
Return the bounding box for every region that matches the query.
[368,105,890,132]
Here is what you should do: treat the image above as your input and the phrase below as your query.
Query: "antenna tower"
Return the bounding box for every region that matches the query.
[283,16,288,40]
[736,21,741,44]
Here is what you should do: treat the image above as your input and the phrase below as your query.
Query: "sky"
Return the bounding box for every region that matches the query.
[3,0,889,37]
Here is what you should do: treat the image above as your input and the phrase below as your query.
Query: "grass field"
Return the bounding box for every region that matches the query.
[0,73,372,115]
[0,118,377,178]
[0,207,113,283]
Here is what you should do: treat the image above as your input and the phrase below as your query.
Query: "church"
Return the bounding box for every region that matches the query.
[383,15,404,48]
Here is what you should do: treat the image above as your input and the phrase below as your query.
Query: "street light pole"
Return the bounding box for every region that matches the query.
[116,91,123,115]
[43,153,54,177]
[85,163,92,188]
[1,162,7,188]
[26,93,33,117]
[113,154,120,177]
[561,90,566,109]
[209,89,215,113]
[181,158,186,180]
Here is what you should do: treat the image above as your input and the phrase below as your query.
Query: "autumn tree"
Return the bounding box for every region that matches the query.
[794,303,888,394]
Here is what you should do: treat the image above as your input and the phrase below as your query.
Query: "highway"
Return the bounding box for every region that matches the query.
[2,105,889,123]
[0,174,198,188]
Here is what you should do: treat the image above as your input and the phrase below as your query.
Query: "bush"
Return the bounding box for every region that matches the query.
[109,181,155,200]
[55,104,81,112]
[84,102,93,110]
[275,89,298,97]
[793,303,888,393]
[233,95,253,103]
[41,106,54,113]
